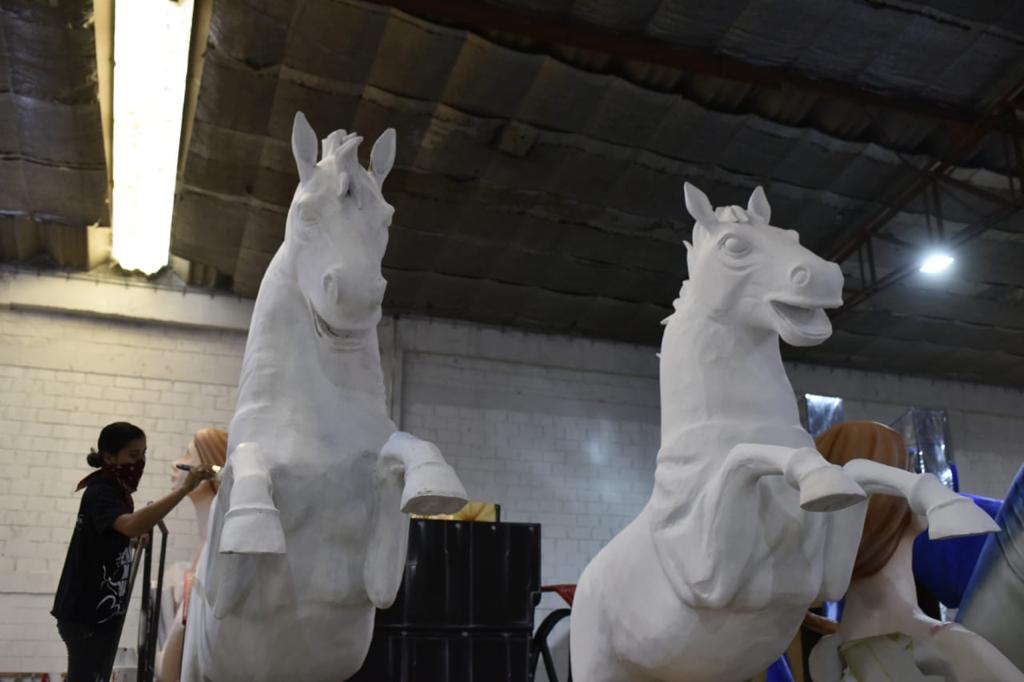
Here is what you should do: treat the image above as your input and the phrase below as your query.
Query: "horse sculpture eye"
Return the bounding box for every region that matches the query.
[721,236,750,256]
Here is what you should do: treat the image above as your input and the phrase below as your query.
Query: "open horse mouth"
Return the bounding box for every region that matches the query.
[769,299,835,340]
[309,301,369,350]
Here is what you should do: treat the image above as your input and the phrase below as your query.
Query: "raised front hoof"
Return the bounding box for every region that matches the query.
[799,466,866,512]
[401,461,468,516]
[927,497,1000,540]
[219,508,286,554]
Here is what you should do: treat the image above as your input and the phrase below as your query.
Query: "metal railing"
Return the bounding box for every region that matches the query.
[528,608,572,682]
[120,519,169,682]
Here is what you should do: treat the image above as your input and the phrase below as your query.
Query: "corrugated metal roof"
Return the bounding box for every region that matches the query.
[0,0,107,250]
[2,0,1023,386]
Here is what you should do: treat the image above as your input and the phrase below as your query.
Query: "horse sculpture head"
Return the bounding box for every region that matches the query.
[286,112,396,350]
[679,182,843,347]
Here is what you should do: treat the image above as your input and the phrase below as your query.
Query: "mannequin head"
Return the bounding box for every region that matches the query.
[172,428,228,499]
[816,421,914,579]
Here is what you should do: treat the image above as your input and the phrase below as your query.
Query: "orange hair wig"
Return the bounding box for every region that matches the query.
[191,428,228,493]
[815,421,914,580]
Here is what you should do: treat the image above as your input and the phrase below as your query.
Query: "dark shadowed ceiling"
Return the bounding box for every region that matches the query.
[0,0,107,268]
[3,0,1024,386]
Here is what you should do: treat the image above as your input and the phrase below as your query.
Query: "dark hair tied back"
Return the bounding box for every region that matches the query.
[88,421,146,467]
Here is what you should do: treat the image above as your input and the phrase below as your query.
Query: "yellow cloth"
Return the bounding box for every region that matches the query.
[827,633,945,682]
[415,501,497,522]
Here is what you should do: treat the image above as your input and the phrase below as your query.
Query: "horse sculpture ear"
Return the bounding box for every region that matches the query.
[747,186,771,224]
[370,128,396,189]
[292,111,319,186]
[684,182,718,228]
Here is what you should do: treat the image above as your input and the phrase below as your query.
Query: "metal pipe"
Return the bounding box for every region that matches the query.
[826,77,1024,267]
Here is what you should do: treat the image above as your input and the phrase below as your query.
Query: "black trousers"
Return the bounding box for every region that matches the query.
[57,620,121,682]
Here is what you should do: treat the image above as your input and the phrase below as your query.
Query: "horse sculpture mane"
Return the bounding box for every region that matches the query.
[181,113,467,682]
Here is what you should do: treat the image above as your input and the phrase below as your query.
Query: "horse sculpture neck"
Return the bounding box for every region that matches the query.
[658,290,802,459]
[231,242,389,449]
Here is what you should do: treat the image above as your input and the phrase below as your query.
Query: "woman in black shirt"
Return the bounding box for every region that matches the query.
[52,422,214,681]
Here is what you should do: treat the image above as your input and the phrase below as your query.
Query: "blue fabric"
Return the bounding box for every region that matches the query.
[957,465,1024,645]
[912,493,1002,607]
[823,599,843,622]
[766,654,794,682]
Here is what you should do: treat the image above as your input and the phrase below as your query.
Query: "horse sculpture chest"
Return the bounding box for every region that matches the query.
[181,113,467,682]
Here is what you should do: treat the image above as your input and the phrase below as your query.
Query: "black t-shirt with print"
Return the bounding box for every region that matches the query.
[51,476,134,627]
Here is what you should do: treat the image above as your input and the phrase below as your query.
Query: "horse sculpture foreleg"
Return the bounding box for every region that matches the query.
[842,460,999,539]
[718,446,876,603]
[716,443,866,599]
[219,443,286,555]
[363,431,467,608]
[680,444,867,610]
[721,444,866,512]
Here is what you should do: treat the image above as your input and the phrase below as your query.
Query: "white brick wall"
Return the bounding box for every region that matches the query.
[0,308,244,673]
[401,352,660,583]
[392,317,1024,681]
[786,363,1024,499]
[1,307,1022,677]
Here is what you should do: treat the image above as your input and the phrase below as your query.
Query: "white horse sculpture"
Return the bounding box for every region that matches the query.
[569,183,998,682]
[182,113,468,682]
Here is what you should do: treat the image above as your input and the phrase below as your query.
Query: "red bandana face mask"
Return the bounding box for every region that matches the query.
[75,459,145,498]
[110,460,145,493]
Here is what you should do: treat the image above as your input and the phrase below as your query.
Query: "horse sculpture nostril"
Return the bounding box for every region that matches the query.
[322,271,339,302]
[790,266,810,287]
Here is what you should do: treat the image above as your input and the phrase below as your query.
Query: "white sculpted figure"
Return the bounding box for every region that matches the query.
[569,183,998,682]
[807,422,1024,682]
[181,113,468,682]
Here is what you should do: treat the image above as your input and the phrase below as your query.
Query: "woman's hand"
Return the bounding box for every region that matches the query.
[115,465,218,537]
[181,464,216,493]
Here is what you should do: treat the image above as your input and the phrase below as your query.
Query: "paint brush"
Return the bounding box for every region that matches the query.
[175,463,222,473]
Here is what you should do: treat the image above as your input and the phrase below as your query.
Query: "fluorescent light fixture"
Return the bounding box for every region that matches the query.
[111,0,195,274]
[920,253,954,274]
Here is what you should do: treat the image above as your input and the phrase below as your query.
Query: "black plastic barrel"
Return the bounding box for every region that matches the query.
[351,519,542,682]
